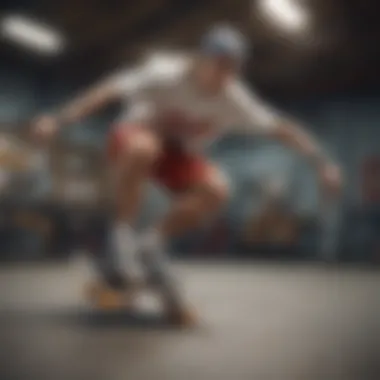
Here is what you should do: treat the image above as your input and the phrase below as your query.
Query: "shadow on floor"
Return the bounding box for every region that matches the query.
[1,308,201,332]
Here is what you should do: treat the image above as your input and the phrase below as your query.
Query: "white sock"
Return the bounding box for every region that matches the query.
[139,229,182,306]
[110,222,140,278]
[140,228,166,253]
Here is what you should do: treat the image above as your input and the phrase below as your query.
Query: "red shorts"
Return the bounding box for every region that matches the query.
[107,124,211,193]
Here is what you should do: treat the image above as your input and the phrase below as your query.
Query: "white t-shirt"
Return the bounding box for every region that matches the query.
[109,53,280,151]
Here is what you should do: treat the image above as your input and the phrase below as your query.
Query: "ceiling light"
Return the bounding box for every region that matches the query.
[1,15,65,55]
[257,0,310,33]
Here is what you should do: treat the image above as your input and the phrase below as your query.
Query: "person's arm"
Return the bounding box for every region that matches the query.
[54,79,121,126]
[228,81,342,196]
[32,65,152,139]
[57,65,152,126]
[53,53,188,128]
[272,120,342,198]
[269,118,330,168]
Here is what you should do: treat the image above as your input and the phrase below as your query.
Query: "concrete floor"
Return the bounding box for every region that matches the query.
[0,259,379,380]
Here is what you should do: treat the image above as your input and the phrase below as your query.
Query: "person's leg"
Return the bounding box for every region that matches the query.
[109,127,161,270]
[157,166,229,237]
[140,160,230,322]
[89,126,161,308]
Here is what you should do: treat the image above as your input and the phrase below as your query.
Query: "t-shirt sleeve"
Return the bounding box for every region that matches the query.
[105,54,189,99]
[226,81,280,135]
[106,64,159,98]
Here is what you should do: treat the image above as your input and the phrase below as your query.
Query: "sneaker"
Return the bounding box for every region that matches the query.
[165,303,200,328]
[84,282,136,310]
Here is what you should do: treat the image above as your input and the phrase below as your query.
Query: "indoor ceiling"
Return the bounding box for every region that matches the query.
[0,0,380,96]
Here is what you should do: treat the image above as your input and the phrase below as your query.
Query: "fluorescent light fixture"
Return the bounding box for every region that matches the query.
[1,15,65,55]
[258,0,309,33]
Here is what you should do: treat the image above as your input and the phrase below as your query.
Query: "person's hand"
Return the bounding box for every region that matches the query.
[317,161,343,200]
[31,114,60,143]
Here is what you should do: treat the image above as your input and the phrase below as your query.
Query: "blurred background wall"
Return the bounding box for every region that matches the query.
[0,0,379,263]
